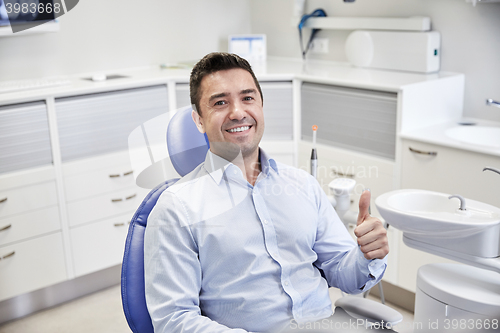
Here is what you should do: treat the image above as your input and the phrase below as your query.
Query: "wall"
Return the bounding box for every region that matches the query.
[0,0,252,81]
[250,0,500,122]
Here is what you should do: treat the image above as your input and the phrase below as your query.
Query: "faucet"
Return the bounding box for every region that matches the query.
[448,194,467,210]
[486,99,500,109]
[483,167,500,175]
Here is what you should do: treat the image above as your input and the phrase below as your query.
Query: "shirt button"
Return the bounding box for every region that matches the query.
[264,220,268,225]
[233,170,237,175]
[284,281,289,286]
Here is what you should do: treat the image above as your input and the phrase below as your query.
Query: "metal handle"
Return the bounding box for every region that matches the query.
[332,170,355,178]
[114,220,131,227]
[483,167,500,176]
[0,224,12,232]
[125,194,137,200]
[111,198,123,202]
[0,197,7,203]
[409,147,437,156]
[1,251,15,260]
[486,99,500,108]
[109,170,133,178]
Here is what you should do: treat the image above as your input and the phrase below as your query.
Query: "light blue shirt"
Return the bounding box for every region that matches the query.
[144,149,387,333]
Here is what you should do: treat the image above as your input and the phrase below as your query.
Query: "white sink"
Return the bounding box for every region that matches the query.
[445,126,500,148]
[375,189,500,265]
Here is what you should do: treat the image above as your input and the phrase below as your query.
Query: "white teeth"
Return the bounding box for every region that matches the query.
[227,126,250,133]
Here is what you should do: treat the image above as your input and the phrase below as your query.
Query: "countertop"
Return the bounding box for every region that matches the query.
[0,57,461,105]
[400,118,500,157]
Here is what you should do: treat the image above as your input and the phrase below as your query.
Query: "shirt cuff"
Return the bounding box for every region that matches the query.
[356,246,387,282]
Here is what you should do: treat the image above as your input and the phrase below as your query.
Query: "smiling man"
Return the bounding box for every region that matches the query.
[144,52,389,333]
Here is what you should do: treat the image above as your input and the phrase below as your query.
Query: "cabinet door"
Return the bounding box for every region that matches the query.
[70,214,131,277]
[0,232,67,302]
[301,83,397,160]
[56,85,169,162]
[0,101,52,174]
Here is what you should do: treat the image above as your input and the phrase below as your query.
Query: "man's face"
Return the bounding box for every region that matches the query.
[193,68,264,161]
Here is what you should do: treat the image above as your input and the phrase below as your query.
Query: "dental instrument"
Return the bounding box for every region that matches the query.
[310,125,318,179]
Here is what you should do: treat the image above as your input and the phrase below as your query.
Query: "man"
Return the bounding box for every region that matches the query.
[144,52,389,333]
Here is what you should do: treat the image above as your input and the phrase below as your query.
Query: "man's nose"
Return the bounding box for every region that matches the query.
[228,101,246,120]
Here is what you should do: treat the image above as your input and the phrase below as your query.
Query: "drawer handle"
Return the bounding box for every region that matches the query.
[114,221,131,227]
[125,194,137,200]
[111,198,123,202]
[1,251,15,260]
[332,170,355,178]
[109,170,133,178]
[0,224,12,232]
[0,197,7,203]
[409,147,437,156]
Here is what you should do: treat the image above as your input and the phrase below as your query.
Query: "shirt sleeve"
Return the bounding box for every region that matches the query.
[311,181,387,294]
[144,190,249,333]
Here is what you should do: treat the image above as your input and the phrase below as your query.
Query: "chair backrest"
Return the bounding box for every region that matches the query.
[121,106,209,333]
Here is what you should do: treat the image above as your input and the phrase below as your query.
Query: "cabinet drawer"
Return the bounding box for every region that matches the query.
[401,139,500,207]
[70,214,131,277]
[0,232,67,302]
[0,206,61,247]
[67,187,149,227]
[0,181,58,219]
[64,164,135,202]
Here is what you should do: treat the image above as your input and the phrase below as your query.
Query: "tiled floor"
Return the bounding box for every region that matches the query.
[0,285,414,333]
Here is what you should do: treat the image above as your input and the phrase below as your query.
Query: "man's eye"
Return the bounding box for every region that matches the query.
[243,96,254,101]
[214,101,226,106]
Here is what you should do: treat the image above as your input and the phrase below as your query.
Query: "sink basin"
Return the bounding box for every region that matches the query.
[375,189,500,259]
[445,126,500,148]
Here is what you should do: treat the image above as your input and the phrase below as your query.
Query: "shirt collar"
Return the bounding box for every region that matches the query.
[202,148,279,185]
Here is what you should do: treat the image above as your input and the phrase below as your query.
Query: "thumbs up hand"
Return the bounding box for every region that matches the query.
[354,190,389,260]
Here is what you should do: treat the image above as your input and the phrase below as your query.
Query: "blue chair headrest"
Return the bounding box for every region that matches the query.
[167,106,210,177]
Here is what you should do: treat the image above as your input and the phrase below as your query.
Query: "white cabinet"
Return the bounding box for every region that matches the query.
[55,86,171,277]
[0,167,65,302]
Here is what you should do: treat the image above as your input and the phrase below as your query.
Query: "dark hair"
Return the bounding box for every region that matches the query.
[189,52,263,115]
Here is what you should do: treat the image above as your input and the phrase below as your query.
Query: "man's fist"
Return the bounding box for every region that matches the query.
[354,190,389,260]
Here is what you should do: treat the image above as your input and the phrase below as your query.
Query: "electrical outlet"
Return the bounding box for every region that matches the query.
[310,38,329,54]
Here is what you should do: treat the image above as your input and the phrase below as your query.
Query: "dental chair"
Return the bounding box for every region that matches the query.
[120,107,402,333]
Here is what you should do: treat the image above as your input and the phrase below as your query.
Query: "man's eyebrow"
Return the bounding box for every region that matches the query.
[209,92,228,102]
[240,89,257,95]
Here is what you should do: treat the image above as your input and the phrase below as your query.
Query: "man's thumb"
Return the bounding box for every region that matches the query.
[357,190,371,225]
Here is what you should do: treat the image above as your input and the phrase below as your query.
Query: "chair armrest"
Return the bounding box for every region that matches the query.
[334,296,403,327]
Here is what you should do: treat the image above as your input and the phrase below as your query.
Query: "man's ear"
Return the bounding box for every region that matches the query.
[191,109,205,134]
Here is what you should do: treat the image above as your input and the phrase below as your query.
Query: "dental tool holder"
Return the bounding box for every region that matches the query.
[329,178,357,228]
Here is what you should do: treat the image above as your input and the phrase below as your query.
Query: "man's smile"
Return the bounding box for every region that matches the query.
[226,125,252,133]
